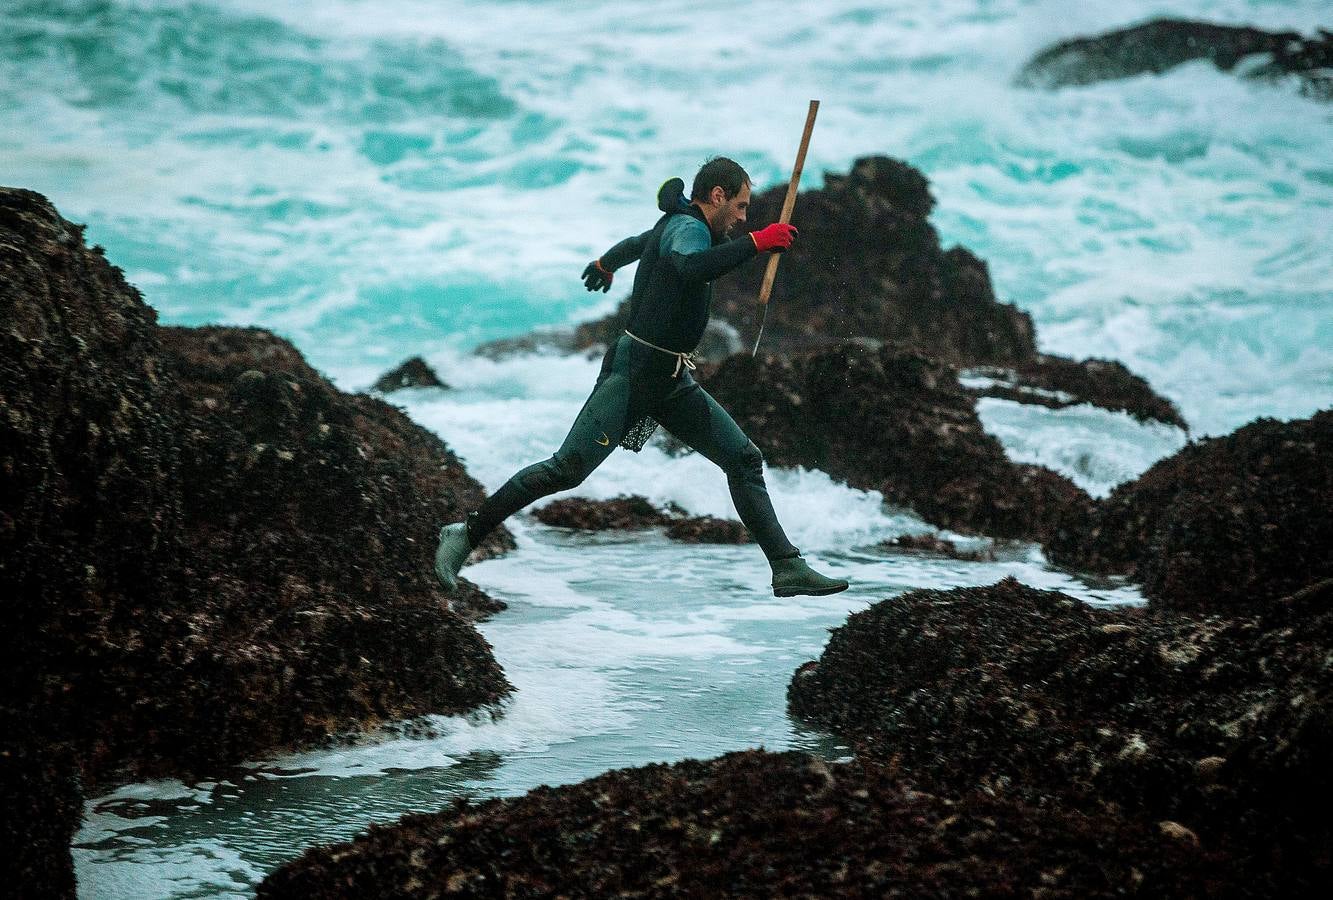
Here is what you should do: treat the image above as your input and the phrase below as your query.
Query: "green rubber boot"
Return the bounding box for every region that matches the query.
[434,522,473,593]
[771,554,849,597]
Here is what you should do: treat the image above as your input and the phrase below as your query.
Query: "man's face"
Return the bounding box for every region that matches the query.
[706,182,750,239]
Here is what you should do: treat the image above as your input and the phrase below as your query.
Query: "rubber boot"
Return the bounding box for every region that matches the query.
[771,554,849,597]
[434,522,473,593]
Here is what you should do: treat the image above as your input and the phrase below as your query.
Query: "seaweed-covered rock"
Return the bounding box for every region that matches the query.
[534,495,751,546]
[533,495,670,530]
[372,355,449,393]
[699,343,1093,542]
[788,578,1333,890]
[0,727,81,900]
[1017,18,1333,102]
[448,577,508,623]
[963,355,1188,429]
[1044,410,1332,609]
[1,187,515,890]
[881,533,995,561]
[258,748,1226,899]
[664,514,750,545]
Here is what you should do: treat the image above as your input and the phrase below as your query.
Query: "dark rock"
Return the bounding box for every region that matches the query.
[882,533,995,561]
[533,495,751,546]
[1044,410,1332,609]
[447,577,508,623]
[1017,18,1333,101]
[1,188,515,887]
[664,514,750,545]
[0,727,81,900]
[371,356,448,393]
[258,748,1227,899]
[788,577,1333,891]
[964,355,1188,430]
[698,342,1093,542]
[533,495,670,530]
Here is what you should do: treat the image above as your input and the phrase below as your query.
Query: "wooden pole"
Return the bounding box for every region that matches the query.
[752,100,818,356]
[759,100,819,304]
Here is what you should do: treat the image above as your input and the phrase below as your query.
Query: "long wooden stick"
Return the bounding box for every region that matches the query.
[752,99,819,357]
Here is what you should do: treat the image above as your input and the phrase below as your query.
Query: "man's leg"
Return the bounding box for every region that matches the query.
[650,377,847,596]
[435,363,632,590]
[649,378,798,561]
[470,371,631,542]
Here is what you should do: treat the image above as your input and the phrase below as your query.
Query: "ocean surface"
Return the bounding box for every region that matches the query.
[3,1,1329,896]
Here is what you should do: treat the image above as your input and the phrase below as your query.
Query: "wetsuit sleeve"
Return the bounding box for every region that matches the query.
[599,229,654,271]
[663,216,758,283]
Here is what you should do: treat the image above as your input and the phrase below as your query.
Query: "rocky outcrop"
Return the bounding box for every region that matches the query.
[0,730,81,900]
[1,188,514,892]
[963,355,1188,429]
[664,514,749,545]
[258,748,1225,899]
[1017,18,1333,101]
[698,343,1093,542]
[882,532,995,561]
[534,495,672,530]
[1044,410,1332,610]
[371,355,448,393]
[788,578,1333,892]
[533,495,750,545]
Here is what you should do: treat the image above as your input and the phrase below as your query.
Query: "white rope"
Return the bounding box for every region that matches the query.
[624,329,697,377]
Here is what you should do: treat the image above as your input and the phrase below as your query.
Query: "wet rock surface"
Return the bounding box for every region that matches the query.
[963,355,1187,429]
[881,532,996,562]
[534,494,672,530]
[1017,18,1333,101]
[534,495,749,545]
[1,188,514,891]
[1044,410,1332,610]
[788,577,1333,891]
[664,514,749,545]
[697,342,1093,542]
[258,748,1226,899]
[371,355,449,393]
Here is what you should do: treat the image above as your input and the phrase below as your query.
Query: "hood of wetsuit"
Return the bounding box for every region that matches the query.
[657,177,690,213]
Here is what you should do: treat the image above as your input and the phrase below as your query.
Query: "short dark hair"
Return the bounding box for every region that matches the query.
[691,156,750,202]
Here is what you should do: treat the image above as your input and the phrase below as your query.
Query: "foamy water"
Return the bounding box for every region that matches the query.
[6,0,1326,895]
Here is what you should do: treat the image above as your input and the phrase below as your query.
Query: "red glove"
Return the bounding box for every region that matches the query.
[750,222,799,253]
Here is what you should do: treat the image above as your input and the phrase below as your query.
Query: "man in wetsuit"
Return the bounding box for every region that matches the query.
[435,157,849,598]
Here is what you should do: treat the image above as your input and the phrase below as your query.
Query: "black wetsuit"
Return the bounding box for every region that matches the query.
[467,198,800,562]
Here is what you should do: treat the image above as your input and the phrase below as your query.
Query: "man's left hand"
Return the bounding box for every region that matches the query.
[581,259,613,292]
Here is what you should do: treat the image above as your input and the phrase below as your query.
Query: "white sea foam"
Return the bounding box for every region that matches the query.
[975,396,1188,496]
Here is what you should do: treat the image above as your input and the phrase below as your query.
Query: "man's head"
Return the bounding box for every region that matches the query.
[691,156,751,239]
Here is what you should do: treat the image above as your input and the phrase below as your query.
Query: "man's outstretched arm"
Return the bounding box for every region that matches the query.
[581,229,653,292]
[664,218,796,284]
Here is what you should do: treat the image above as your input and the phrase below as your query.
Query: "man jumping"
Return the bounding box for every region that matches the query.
[435,157,849,598]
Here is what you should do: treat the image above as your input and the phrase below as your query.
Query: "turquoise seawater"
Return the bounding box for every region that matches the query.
[5,0,1330,434]
[3,1,1330,896]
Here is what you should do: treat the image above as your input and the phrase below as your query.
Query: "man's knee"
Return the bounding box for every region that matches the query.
[725,441,765,479]
[518,451,589,495]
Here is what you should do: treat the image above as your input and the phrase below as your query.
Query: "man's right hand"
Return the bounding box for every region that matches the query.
[581,259,614,292]
[750,222,799,253]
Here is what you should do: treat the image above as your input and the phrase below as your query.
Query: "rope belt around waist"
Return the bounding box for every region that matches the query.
[623,329,697,378]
